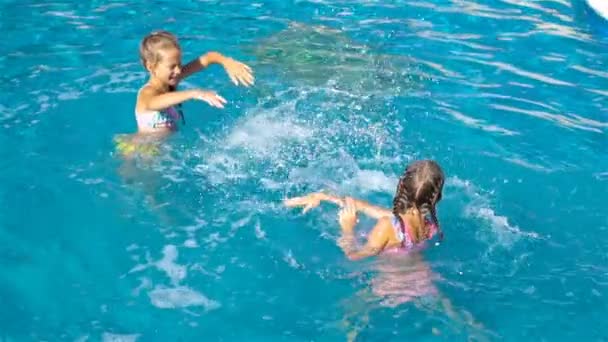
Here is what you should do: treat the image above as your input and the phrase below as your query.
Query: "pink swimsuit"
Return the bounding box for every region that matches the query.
[385,216,440,254]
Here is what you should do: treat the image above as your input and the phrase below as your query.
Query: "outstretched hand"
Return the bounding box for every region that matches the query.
[284,193,324,214]
[222,57,254,87]
[338,197,358,232]
[193,89,227,108]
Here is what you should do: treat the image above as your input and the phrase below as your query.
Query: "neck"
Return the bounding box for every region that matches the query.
[399,211,425,243]
[148,77,170,92]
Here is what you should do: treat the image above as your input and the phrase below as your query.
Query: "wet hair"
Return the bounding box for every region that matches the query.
[392,160,445,243]
[139,30,180,70]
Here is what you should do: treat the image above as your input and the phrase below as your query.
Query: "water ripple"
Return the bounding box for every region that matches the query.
[491,104,608,133]
[456,57,574,86]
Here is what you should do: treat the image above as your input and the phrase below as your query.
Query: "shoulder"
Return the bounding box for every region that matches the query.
[136,85,162,112]
[138,84,162,99]
[374,216,396,234]
[378,215,397,226]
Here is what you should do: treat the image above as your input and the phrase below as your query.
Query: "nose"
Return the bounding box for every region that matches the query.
[174,65,181,75]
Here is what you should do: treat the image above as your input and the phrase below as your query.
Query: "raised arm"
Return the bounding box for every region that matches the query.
[284,191,392,219]
[180,52,224,80]
[349,198,392,219]
[283,192,344,213]
[180,51,254,86]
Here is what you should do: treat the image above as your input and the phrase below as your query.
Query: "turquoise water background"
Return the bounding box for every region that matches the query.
[1,0,607,341]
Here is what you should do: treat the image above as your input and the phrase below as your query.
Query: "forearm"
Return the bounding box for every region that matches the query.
[319,193,391,219]
[351,199,392,219]
[181,52,225,79]
[337,231,381,261]
[337,231,359,259]
[199,51,225,67]
[318,193,345,206]
[145,90,195,111]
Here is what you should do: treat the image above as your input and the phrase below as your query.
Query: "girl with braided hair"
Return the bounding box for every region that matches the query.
[284,159,445,260]
[286,160,487,340]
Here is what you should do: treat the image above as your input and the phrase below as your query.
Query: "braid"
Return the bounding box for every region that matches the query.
[392,174,410,236]
[430,204,443,240]
[392,160,445,244]
[417,182,442,241]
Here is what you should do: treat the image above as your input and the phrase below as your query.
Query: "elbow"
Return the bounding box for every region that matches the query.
[345,252,363,261]
[203,51,223,64]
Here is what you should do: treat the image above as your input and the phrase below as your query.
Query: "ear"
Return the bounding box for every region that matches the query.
[145,60,155,73]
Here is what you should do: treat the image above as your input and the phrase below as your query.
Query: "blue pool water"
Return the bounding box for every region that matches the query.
[1,0,607,340]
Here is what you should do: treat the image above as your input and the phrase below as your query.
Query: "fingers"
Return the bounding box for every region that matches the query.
[229,73,239,86]
[206,96,225,109]
[227,60,255,87]
[240,69,255,86]
[198,92,227,108]
[303,204,313,214]
[283,197,302,207]
[344,197,356,213]
[240,75,254,87]
[284,196,311,209]
[231,70,255,87]
[216,94,227,104]
[338,197,357,225]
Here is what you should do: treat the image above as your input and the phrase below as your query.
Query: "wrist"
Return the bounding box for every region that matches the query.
[200,51,224,66]
[319,192,343,205]
[338,233,355,244]
[341,223,355,233]
[187,89,200,99]
[316,192,329,201]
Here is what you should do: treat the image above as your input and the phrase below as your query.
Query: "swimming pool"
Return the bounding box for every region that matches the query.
[1,0,607,340]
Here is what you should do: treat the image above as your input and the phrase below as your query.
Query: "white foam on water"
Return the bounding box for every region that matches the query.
[190,263,222,280]
[183,217,207,233]
[132,277,153,296]
[126,245,189,286]
[231,213,255,231]
[155,245,187,286]
[447,176,540,248]
[101,333,140,342]
[126,244,139,252]
[189,83,404,196]
[224,102,314,156]
[148,286,221,311]
[254,220,267,240]
[341,169,396,194]
[183,239,199,248]
[283,250,302,269]
[126,245,222,311]
[594,171,608,181]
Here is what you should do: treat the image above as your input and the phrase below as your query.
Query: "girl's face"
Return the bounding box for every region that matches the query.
[150,47,182,87]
